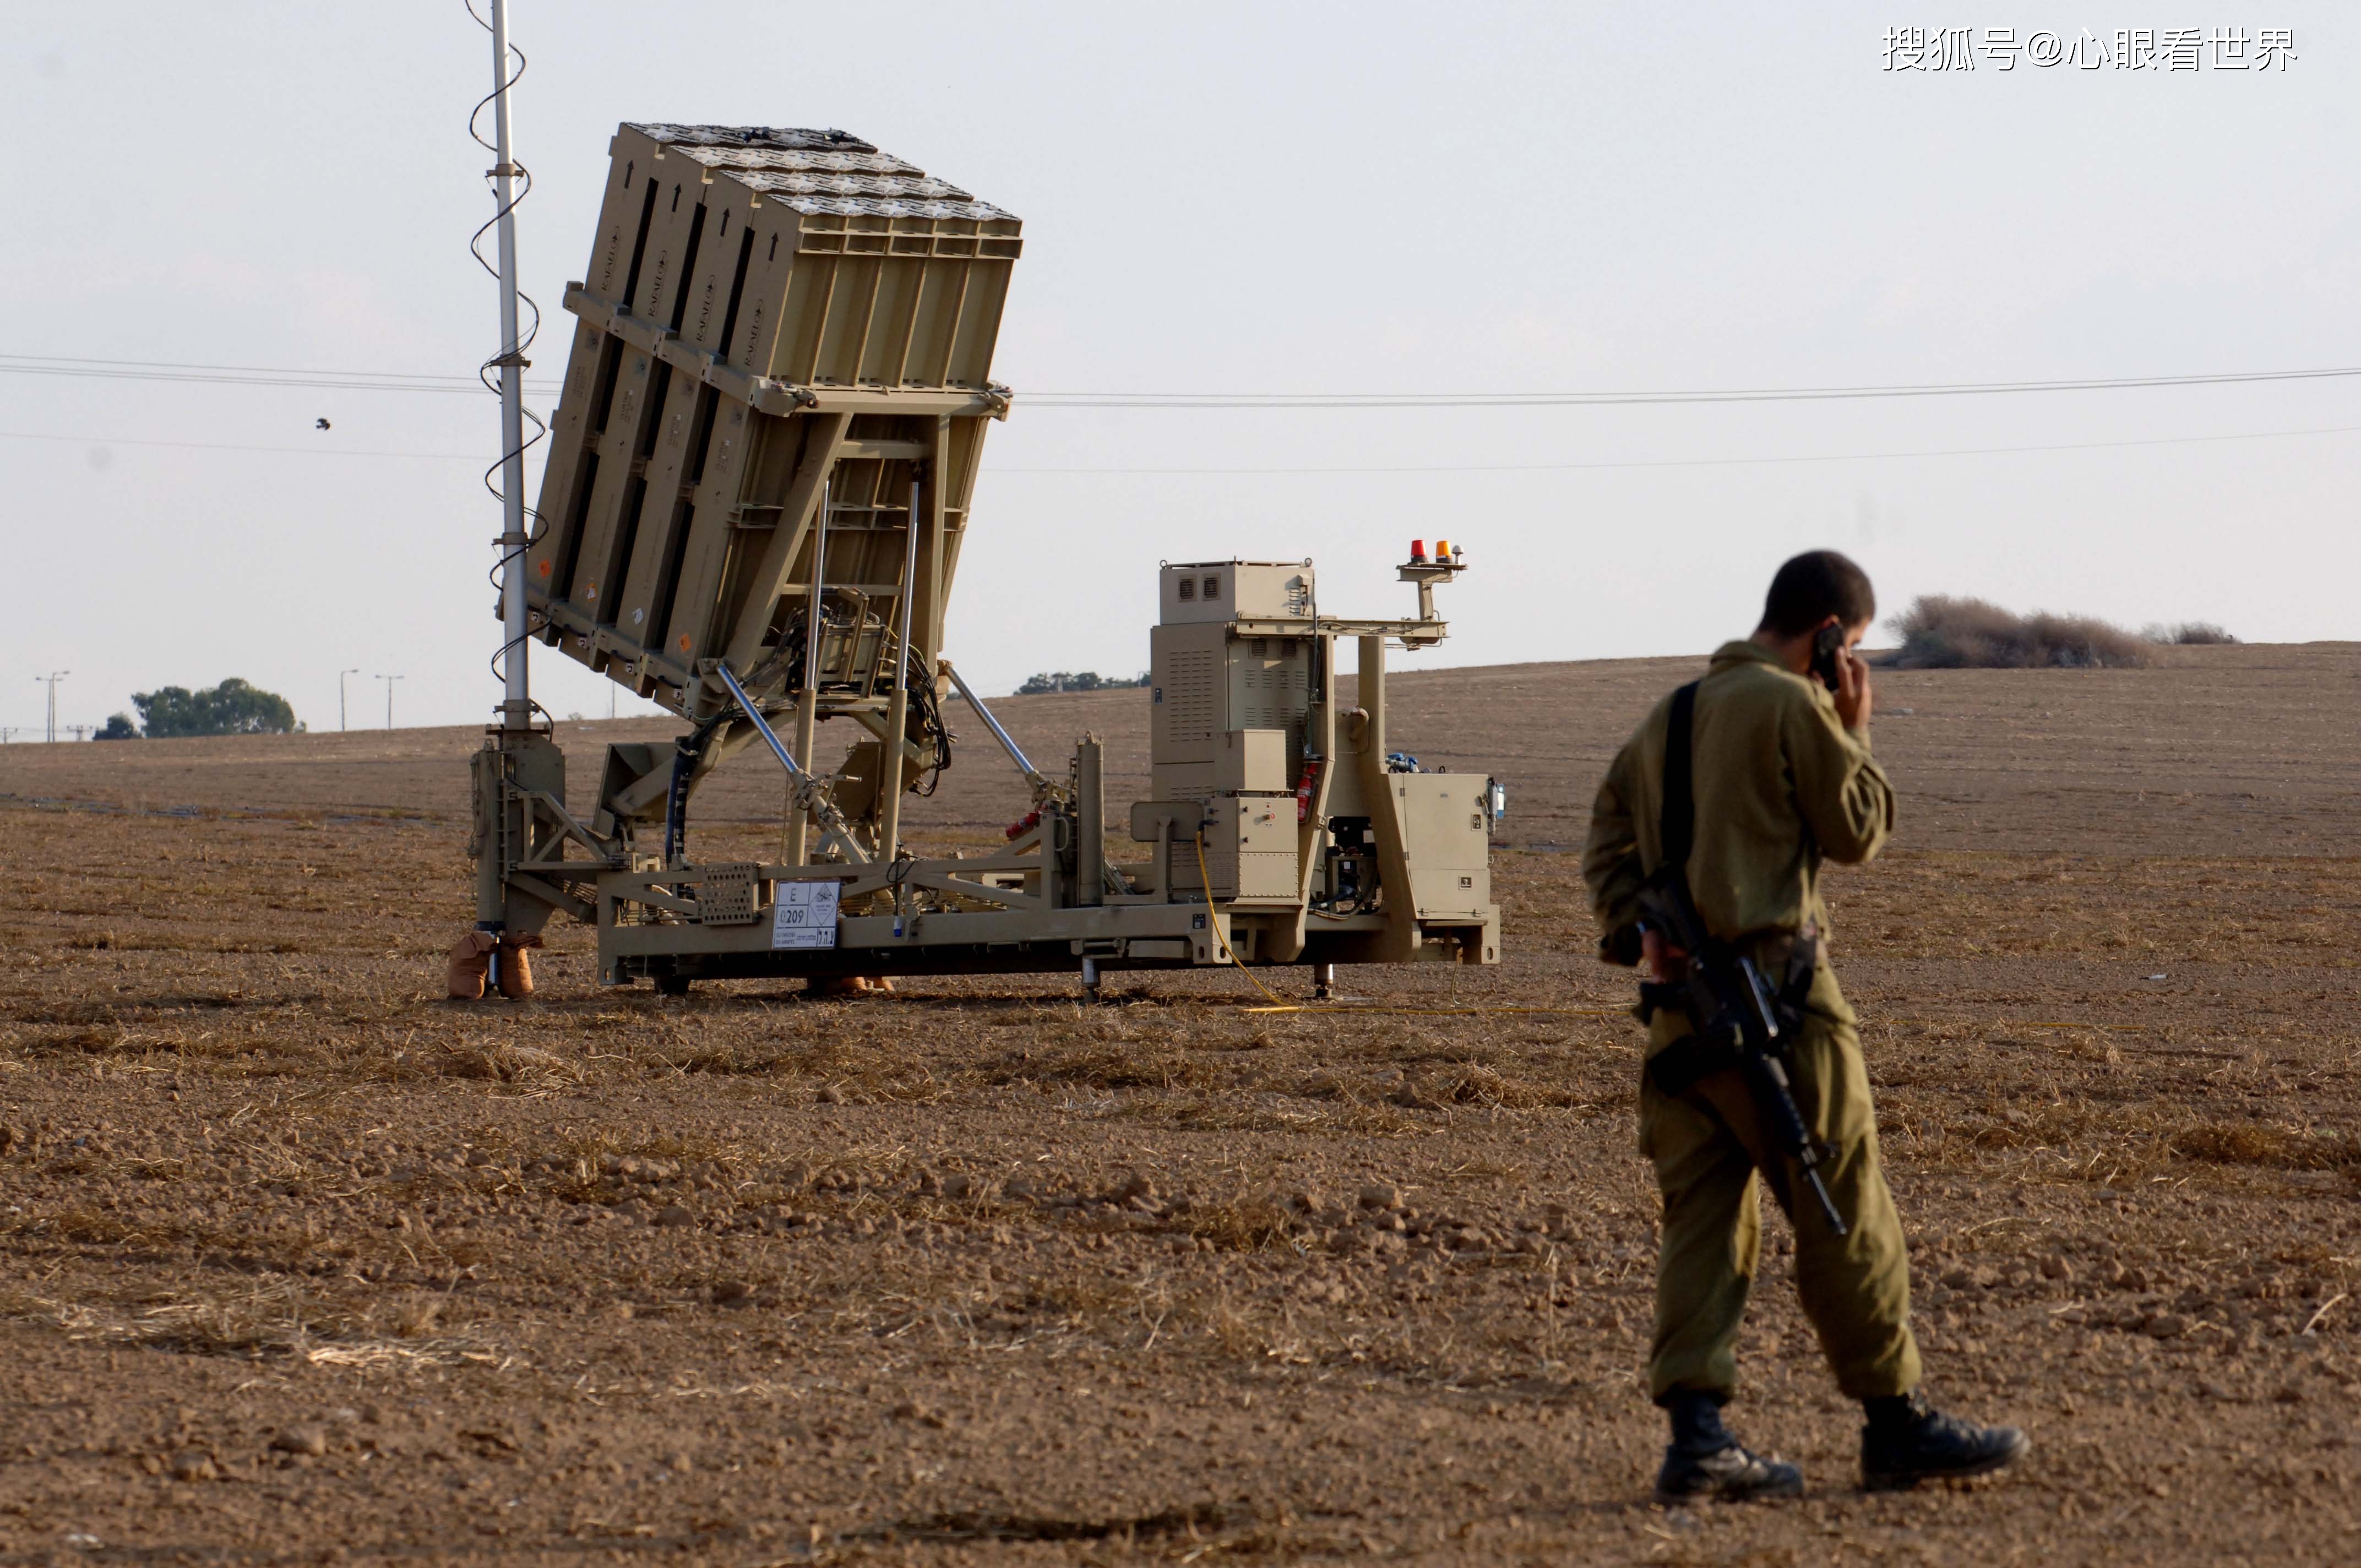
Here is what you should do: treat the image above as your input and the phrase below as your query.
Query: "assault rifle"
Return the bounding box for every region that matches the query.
[1638,870,1847,1236]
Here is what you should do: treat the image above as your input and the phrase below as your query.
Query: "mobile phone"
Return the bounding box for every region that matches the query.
[1809,624,1846,692]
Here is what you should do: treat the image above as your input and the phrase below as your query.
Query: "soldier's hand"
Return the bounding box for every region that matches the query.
[1641,927,1687,983]
[1832,645,1873,732]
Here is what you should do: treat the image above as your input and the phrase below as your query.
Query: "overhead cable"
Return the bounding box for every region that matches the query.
[5,353,2361,408]
[0,352,561,397]
[7,421,2361,470]
[987,422,2361,474]
[1021,365,2361,409]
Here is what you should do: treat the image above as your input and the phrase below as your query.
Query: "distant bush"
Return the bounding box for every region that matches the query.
[1015,671,1149,695]
[94,713,139,741]
[2144,621,2238,646]
[1887,596,2153,670]
[133,678,302,737]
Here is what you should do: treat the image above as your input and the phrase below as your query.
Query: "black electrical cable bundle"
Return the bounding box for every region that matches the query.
[904,651,953,796]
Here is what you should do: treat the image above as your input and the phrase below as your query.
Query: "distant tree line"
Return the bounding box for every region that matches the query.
[96,678,301,739]
[1013,671,1150,695]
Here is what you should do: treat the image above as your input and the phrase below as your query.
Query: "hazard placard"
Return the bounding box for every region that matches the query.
[770,879,841,949]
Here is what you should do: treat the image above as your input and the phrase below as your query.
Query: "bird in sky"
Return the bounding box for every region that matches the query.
[315,417,332,430]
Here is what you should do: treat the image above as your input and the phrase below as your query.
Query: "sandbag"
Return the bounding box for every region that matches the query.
[496,935,542,1000]
[805,975,895,999]
[445,930,498,1000]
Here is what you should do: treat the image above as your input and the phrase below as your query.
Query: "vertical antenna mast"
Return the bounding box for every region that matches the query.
[488,0,530,731]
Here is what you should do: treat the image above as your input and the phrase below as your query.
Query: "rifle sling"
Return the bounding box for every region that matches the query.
[1645,678,1802,1095]
[1660,680,1700,881]
[1642,679,1716,1099]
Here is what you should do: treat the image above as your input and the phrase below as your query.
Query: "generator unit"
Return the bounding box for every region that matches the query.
[468,123,1500,995]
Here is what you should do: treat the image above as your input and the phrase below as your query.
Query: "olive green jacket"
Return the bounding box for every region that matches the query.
[1583,640,1894,956]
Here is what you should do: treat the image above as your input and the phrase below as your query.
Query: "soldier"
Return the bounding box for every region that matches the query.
[1583,550,2027,1501]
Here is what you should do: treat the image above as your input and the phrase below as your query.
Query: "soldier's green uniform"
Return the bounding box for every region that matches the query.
[1584,639,1919,1405]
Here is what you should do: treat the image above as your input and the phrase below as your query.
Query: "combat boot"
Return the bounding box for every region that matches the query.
[1859,1393,2028,1490]
[1653,1390,1803,1504]
[1655,1441,1805,1504]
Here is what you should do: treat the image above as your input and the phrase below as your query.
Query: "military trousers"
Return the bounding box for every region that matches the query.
[1638,962,1920,1404]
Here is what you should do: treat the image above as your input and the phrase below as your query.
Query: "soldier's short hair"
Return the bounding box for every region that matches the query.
[1759,551,1876,637]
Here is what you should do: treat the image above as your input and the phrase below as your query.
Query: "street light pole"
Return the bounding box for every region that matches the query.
[35,672,68,744]
[378,674,405,731]
[340,668,360,732]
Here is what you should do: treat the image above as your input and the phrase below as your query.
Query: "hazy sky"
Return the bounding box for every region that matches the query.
[4,3,2354,734]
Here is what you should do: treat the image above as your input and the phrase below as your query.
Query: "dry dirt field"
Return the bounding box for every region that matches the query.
[4,643,2359,1566]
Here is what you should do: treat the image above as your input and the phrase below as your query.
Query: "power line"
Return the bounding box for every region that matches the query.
[0,351,504,383]
[0,352,559,397]
[1024,365,2361,409]
[991,422,2361,474]
[7,421,2361,472]
[0,429,484,460]
[5,350,2361,409]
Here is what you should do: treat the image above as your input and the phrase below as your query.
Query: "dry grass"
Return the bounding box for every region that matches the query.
[2170,1122,2361,1172]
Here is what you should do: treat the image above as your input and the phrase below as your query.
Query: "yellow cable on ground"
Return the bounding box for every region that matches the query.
[1242,1004,1627,1017]
[1243,1003,2139,1025]
[1881,1018,2142,1032]
[1195,830,1288,1006]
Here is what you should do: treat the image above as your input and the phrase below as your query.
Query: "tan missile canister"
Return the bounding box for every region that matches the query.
[523,124,1020,721]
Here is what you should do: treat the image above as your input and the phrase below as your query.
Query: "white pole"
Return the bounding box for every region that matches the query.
[806,481,829,698]
[875,476,922,864]
[784,480,828,865]
[489,0,530,732]
[340,667,358,732]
